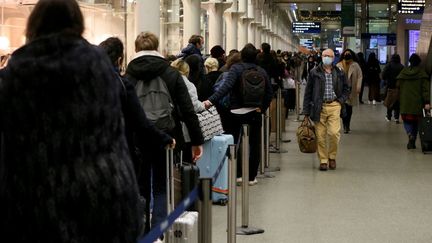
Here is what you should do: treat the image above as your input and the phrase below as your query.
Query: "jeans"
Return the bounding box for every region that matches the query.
[403,120,419,140]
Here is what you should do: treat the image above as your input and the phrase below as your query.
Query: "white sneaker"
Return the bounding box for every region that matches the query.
[153,239,163,243]
[248,178,258,186]
[385,116,390,122]
[236,178,242,186]
[373,100,376,105]
[367,100,371,104]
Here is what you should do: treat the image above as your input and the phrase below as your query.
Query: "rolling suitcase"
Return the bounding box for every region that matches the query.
[173,157,200,211]
[173,211,198,243]
[166,149,199,243]
[419,109,432,154]
[196,134,233,205]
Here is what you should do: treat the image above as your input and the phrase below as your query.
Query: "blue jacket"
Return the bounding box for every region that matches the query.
[208,62,273,111]
[302,64,350,122]
[177,43,202,59]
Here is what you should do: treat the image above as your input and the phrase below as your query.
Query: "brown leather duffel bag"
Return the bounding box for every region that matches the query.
[297,117,317,153]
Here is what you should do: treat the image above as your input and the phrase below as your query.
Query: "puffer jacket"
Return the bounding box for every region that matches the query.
[208,62,273,112]
[302,64,350,122]
[397,66,430,115]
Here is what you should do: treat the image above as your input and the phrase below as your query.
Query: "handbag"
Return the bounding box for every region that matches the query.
[282,77,296,89]
[197,106,224,141]
[296,116,317,153]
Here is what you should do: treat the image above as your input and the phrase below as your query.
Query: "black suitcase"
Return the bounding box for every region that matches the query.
[173,151,200,211]
[419,109,432,154]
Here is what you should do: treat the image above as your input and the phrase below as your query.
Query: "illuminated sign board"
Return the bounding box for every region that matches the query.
[398,0,425,14]
[292,22,321,34]
[300,39,314,49]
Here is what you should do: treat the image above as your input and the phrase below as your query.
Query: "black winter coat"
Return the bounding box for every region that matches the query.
[126,54,204,146]
[118,74,172,169]
[0,34,141,242]
[382,61,404,89]
[302,64,350,122]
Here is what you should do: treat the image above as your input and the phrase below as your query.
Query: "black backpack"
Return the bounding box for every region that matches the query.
[135,76,176,132]
[240,66,266,107]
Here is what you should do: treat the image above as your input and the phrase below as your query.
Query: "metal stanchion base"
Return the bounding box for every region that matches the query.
[269,148,288,153]
[236,226,265,235]
[256,172,275,178]
[265,167,281,172]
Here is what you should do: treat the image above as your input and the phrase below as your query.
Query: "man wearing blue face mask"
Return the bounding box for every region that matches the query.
[302,49,350,171]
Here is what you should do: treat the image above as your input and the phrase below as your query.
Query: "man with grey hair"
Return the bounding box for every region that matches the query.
[302,49,349,171]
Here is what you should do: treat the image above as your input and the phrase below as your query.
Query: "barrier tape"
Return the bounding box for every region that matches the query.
[212,150,228,183]
[139,187,198,243]
[139,146,231,243]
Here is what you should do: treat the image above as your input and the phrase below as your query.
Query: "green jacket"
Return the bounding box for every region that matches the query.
[396,66,430,115]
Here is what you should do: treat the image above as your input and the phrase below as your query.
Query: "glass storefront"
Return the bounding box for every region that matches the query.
[0,0,206,63]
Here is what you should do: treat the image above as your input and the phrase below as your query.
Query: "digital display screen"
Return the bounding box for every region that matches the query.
[292,22,321,34]
[408,30,420,59]
[398,0,425,14]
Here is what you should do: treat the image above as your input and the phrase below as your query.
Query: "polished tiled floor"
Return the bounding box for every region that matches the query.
[212,102,432,243]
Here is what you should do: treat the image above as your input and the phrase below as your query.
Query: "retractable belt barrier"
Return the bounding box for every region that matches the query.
[139,149,228,243]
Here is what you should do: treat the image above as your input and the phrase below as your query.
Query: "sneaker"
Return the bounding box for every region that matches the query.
[153,239,163,243]
[248,178,258,186]
[367,100,371,104]
[372,100,376,105]
[385,116,390,122]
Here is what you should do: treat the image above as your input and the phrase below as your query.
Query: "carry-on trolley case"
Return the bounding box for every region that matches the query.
[420,109,432,154]
[173,152,200,211]
[196,134,234,205]
[166,149,199,243]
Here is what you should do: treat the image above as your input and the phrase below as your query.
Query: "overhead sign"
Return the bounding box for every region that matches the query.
[398,0,425,14]
[341,0,355,36]
[292,22,321,34]
[300,39,314,49]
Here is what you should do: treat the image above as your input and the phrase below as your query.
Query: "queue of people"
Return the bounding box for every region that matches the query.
[0,1,430,243]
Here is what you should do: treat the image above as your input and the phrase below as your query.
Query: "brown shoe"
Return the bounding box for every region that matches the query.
[319,163,328,171]
[329,159,336,170]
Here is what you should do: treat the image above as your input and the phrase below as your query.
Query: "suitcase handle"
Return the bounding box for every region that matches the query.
[166,148,175,214]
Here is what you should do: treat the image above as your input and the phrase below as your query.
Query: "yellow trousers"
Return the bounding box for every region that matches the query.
[315,101,341,164]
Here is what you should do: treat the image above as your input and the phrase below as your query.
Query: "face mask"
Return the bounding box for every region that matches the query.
[344,54,352,61]
[323,56,333,66]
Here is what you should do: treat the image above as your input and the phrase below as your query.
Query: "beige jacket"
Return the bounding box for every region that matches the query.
[336,61,363,106]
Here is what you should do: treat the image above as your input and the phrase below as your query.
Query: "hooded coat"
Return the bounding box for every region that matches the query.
[397,66,430,115]
[125,51,204,146]
[0,34,141,242]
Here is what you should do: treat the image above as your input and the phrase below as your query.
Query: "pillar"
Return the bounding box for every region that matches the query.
[202,1,232,48]
[182,0,201,45]
[247,0,256,45]
[223,1,238,52]
[135,0,160,37]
